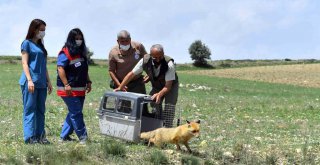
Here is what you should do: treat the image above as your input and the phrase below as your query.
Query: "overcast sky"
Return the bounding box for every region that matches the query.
[0,0,319,63]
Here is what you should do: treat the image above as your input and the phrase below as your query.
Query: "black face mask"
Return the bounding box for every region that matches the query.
[153,58,166,68]
[153,59,161,67]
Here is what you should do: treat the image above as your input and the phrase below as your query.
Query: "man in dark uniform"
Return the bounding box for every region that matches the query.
[108,30,148,93]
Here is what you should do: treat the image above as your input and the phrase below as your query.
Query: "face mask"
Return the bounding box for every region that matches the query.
[76,40,83,46]
[36,31,45,39]
[152,58,162,67]
[119,44,130,51]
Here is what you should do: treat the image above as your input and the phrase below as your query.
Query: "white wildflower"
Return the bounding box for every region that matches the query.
[199,140,208,147]
[197,86,204,90]
[223,152,234,159]
[254,137,262,141]
[296,148,301,153]
[192,103,197,108]
[213,136,224,142]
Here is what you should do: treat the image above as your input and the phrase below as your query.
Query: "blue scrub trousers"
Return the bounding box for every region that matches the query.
[60,96,87,140]
[21,85,47,142]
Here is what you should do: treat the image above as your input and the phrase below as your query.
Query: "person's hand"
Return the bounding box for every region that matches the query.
[86,82,92,93]
[115,83,128,91]
[114,86,127,92]
[143,75,150,83]
[64,84,72,96]
[151,93,162,104]
[27,80,34,93]
[47,81,52,95]
[113,87,121,92]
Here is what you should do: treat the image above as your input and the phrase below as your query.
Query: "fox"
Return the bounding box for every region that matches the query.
[140,120,200,153]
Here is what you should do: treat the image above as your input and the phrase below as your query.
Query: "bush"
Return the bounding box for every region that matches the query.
[86,47,95,65]
[189,40,212,67]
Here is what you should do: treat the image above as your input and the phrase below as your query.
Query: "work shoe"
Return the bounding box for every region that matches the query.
[25,137,39,144]
[59,136,76,143]
[39,138,51,145]
[79,138,87,145]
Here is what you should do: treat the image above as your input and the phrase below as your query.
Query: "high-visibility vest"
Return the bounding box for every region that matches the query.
[56,47,88,97]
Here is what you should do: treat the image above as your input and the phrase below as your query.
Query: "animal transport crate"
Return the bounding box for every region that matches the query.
[97,91,180,142]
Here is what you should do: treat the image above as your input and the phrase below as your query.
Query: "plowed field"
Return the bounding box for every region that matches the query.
[180,63,320,88]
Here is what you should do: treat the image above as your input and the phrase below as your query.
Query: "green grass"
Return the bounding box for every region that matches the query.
[148,150,169,165]
[1,63,320,164]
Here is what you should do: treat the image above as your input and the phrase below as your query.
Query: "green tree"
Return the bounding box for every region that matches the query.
[188,40,211,67]
[86,47,95,65]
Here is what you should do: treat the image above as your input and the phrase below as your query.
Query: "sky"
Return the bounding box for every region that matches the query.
[0,0,319,63]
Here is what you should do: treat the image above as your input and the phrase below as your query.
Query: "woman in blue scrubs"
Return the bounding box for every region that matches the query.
[19,19,52,144]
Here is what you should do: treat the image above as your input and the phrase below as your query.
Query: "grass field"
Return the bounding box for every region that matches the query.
[181,63,320,88]
[1,63,320,164]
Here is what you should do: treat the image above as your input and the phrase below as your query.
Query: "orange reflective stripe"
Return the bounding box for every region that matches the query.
[57,90,86,97]
[57,87,86,91]
[60,47,81,61]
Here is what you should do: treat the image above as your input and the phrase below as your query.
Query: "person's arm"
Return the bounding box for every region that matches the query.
[86,74,92,93]
[57,66,71,96]
[108,51,122,87]
[21,51,34,93]
[114,71,135,91]
[151,81,173,104]
[109,71,121,87]
[46,67,52,94]
[114,58,144,91]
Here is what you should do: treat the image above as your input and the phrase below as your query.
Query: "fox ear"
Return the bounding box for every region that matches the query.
[186,120,190,124]
[196,120,200,124]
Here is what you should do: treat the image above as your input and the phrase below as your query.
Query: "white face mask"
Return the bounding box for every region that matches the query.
[119,44,130,51]
[76,40,83,46]
[36,31,45,39]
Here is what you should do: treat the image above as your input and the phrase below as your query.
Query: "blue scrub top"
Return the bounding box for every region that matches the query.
[19,40,47,88]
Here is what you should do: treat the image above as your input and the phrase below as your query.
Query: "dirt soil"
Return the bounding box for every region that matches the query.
[180,63,320,88]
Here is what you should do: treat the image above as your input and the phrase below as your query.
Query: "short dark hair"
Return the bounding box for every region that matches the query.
[117,30,131,39]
